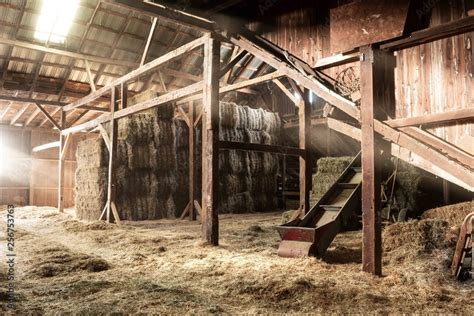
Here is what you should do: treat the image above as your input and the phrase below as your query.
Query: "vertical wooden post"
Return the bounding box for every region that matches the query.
[106,87,119,223]
[58,108,66,212]
[443,180,450,205]
[360,46,395,276]
[121,82,128,110]
[201,35,220,245]
[189,101,196,221]
[299,88,312,215]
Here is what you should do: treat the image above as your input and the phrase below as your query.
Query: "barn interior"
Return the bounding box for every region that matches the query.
[0,0,473,313]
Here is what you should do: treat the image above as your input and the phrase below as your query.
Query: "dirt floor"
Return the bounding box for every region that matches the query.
[0,206,472,314]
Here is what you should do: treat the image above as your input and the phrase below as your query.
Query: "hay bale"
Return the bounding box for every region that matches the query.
[154,119,175,146]
[220,128,246,142]
[126,142,158,170]
[311,156,354,201]
[220,102,239,128]
[245,129,262,144]
[422,201,473,228]
[117,114,155,144]
[156,145,177,171]
[382,219,448,259]
[76,138,108,168]
[220,174,251,194]
[219,150,248,175]
[175,119,189,148]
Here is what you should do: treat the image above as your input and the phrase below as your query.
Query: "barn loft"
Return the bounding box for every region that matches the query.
[0,0,473,313]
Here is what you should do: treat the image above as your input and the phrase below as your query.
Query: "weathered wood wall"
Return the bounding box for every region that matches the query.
[395,3,473,153]
[252,0,473,153]
[0,126,81,207]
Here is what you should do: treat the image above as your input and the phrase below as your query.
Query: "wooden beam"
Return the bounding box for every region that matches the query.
[327,118,474,190]
[64,35,209,112]
[360,46,394,276]
[0,37,137,68]
[219,49,246,78]
[0,95,66,106]
[104,0,215,32]
[299,89,312,216]
[106,87,119,223]
[274,79,298,105]
[60,134,72,161]
[98,124,111,152]
[384,108,474,128]
[188,101,196,221]
[9,104,28,126]
[62,81,203,135]
[0,102,13,120]
[58,109,66,212]
[32,141,60,152]
[381,16,474,51]
[24,108,41,127]
[314,51,360,69]
[141,17,158,66]
[399,127,474,169]
[84,59,97,92]
[219,141,305,156]
[201,36,220,246]
[34,103,61,130]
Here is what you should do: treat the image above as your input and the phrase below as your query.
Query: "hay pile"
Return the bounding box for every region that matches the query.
[218,102,281,213]
[422,201,473,228]
[311,156,353,203]
[75,104,178,221]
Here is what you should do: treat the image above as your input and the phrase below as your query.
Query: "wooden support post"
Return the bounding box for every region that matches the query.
[189,101,196,221]
[201,35,220,245]
[57,109,66,212]
[299,88,312,215]
[121,82,128,110]
[360,46,394,276]
[443,180,450,205]
[106,87,120,224]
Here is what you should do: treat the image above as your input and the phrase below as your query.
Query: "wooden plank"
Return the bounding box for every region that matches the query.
[104,0,215,32]
[98,124,111,152]
[384,108,474,128]
[360,46,393,276]
[179,202,191,220]
[64,35,208,112]
[201,36,220,245]
[60,134,72,161]
[219,49,247,78]
[299,89,312,215]
[84,59,97,92]
[194,200,202,216]
[32,141,60,153]
[62,81,203,135]
[177,105,191,127]
[0,37,136,68]
[219,141,305,156]
[35,103,61,130]
[188,101,196,221]
[381,16,474,51]
[140,17,158,66]
[106,88,119,223]
[10,105,28,126]
[24,108,41,127]
[57,109,66,212]
[314,51,360,69]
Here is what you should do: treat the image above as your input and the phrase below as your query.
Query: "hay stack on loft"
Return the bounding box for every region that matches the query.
[75,104,177,221]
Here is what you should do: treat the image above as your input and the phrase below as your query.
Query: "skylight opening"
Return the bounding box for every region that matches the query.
[34,0,80,44]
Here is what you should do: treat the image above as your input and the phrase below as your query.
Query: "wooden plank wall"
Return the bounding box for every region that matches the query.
[254,0,473,153]
[395,2,474,153]
[0,126,82,207]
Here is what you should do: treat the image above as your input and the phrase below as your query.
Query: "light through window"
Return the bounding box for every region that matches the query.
[34,0,80,44]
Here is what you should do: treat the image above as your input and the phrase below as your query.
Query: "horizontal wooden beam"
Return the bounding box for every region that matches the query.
[381,16,474,51]
[62,81,203,135]
[64,35,208,112]
[0,37,136,68]
[0,95,66,106]
[104,0,215,31]
[219,140,305,156]
[384,108,474,128]
[314,51,360,69]
[32,141,60,152]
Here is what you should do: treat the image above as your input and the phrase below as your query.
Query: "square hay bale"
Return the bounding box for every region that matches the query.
[117,114,155,144]
[421,201,473,228]
[154,119,175,146]
[76,138,108,168]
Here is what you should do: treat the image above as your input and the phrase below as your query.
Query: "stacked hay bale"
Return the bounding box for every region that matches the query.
[218,102,281,213]
[74,137,108,220]
[75,104,177,221]
[174,119,189,216]
[310,156,354,204]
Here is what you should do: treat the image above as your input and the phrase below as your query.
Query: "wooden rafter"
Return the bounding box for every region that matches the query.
[35,103,61,130]
[141,17,158,66]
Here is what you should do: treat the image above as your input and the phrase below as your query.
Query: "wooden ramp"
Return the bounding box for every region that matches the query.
[451,212,473,280]
[276,154,361,257]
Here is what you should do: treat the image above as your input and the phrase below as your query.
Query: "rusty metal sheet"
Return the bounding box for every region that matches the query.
[330,0,410,53]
